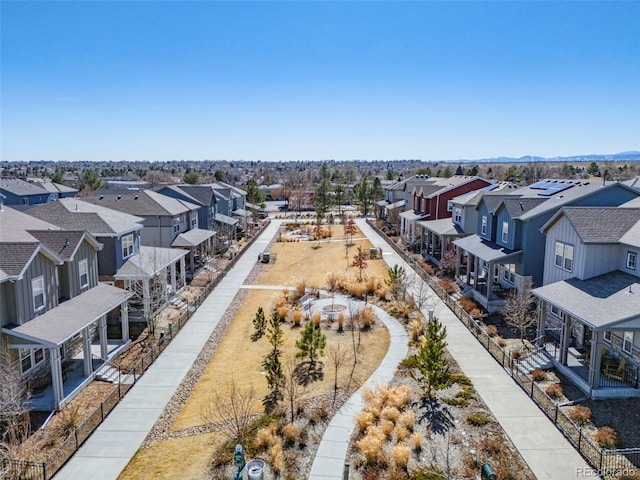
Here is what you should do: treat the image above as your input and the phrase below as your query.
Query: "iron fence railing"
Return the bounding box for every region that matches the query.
[1,221,270,480]
[366,218,640,473]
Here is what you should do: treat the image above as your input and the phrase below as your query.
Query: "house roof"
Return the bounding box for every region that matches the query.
[417,218,464,236]
[2,283,132,347]
[543,207,640,244]
[26,198,144,235]
[114,246,188,279]
[450,183,520,207]
[0,243,40,278]
[83,190,200,217]
[0,178,49,197]
[214,213,238,226]
[532,271,640,331]
[174,184,217,206]
[156,185,205,206]
[453,235,523,263]
[0,206,60,242]
[502,197,548,219]
[27,230,102,260]
[30,180,78,195]
[399,210,429,221]
[171,229,216,248]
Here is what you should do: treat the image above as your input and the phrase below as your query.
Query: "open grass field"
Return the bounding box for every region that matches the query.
[118,223,393,479]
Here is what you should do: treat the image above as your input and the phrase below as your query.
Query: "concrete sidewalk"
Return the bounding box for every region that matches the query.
[54,221,282,480]
[356,219,592,480]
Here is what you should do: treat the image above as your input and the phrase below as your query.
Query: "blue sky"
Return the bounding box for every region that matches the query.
[2,1,639,162]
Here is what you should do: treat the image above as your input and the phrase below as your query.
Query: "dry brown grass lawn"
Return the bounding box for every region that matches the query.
[119,223,393,478]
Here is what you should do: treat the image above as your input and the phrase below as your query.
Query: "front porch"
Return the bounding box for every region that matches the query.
[417,218,464,266]
[2,283,132,410]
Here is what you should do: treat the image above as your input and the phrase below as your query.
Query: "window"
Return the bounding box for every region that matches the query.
[447,201,453,212]
[550,305,562,318]
[173,216,180,232]
[454,207,462,223]
[79,259,89,288]
[481,216,488,235]
[32,276,45,311]
[627,252,637,270]
[122,234,134,259]
[623,331,634,354]
[20,348,45,374]
[502,221,509,243]
[503,263,516,283]
[604,331,612,343]
[554,241,573,272]
[191,213,197,228]
[23,198,29,205]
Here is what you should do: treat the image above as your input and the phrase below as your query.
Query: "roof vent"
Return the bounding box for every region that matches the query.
[117,195,122,200]
[134,195,139,200]
[519,202,524,211]
[99,195,104,200]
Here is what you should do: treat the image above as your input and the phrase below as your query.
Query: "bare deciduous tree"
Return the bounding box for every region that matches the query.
[200,378,256,444]
[326,342,352,406]
[503,278,537,342]
[281,354,306,423]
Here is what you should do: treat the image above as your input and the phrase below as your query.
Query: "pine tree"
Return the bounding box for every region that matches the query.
[385,264,407,300]
[411,317,449,400]
[251,306,266,342]
[262,312,285,410]
[296,321,327,368]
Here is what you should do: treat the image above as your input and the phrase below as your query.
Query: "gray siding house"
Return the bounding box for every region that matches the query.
[532,205,640,399]
[0,205,131,410]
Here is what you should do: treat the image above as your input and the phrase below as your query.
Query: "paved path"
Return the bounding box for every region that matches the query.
[54,221,282,480]
[355,219,592,480]
[308,298,409,480]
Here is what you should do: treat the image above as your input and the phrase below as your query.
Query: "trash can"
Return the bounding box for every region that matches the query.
[246,459,266,480]
[261,252,270,263]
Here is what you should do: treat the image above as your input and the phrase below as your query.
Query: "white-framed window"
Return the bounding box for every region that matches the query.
[20,348,45,374]
[481,216,488,235]
[623,331,634,354]
[173,216,180,232]
[604,331,612,343]
[191,213,197,228]
[550,305,562,318]
[447,201,453,212]
[32,276,45,312]
[122,234,135,259]
[22,198,29,205]
[503,263,516,283]
[454,207,462,223]
[501,221,509,243]
[554,241,573,272]
[627,251,637,270]
[79,258,89,288]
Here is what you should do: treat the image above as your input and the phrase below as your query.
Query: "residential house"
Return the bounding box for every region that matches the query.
[376,178,407,231]
[26,198,189,327]
[0,204,132,410]
[0,178,58,207]
[453,180,640,313]
[531,204,640,398]
[28,178,78,199]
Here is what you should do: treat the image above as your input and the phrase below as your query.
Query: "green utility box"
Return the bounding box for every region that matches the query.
[481,462,497,480]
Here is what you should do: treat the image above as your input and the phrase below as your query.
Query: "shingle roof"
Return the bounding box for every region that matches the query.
[560,207,640,244]
[175,185,217,206]
[84,190,199,216]
[27,230,96,260]
[31,180,78,194]
[26,199,143,235]
[502,198,548,219]
[0,206,59,242]
[0,178,48,196]
[0,243,39,276]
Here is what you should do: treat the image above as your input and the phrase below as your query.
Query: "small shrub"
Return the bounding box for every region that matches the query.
[381,406,400,423]
[376,287,387,300]
[479,434,504,456]
[397,410,416,431]
[357,427,386,465]
[409,319,424,342]
[55,404,81,438]
[467,412,491,426]
[531,369,547,382]
[510,349,523,359]
[594,426,618,449]
[484,325,498,337]
[391,444,411,471]
[365,275,380,294]
[277,306,289,321]
[361,308,375,330]
[545,383,563,399]
[394,425,409,442]
[438,278,459,294]
[356,411,375,434]
[297,427,308,449]
[348,282,367,299]
[380,419,395,438]
[409,432,423,452]
[459,297,480,314]
[311,311,322,327]
[568,405,592,426]
[388,385,411,409]
[282,423,298,447]
[269,441,284,474]
[443,396,469,407]
[295,280,306,299]
[337,312,344,333]
[291,309,303,327]
[496,336,507,347]
[255,426,277,451]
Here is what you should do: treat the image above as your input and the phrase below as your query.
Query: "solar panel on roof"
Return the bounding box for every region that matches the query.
[482,184,500,191]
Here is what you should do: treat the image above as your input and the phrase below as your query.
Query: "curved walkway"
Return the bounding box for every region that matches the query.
[54,221,283,480]
[308,298,408,480]
[356,219,591,480]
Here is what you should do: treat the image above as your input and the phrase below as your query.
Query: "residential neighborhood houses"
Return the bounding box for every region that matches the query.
[0,161,640,478]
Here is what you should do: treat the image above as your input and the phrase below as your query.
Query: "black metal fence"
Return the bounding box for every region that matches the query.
[1,221,270,480]
[366,219,640,473]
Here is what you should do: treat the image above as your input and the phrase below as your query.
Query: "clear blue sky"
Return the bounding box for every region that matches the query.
[2,1,639,162]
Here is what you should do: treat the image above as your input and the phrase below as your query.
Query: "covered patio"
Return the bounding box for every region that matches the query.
[1,283,132,410]
[115,246,187,322]
[417,218,464,265]
[453,235,524,312]
[399,210,429,245]
[171,228,216,274]
[533,271,640,399]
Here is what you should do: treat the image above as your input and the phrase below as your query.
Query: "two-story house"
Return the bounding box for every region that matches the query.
[0,178,58,207]
[453,180,640,312]
[25,198,188,329]
[0,205,132,411]
[531,202,640,399]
